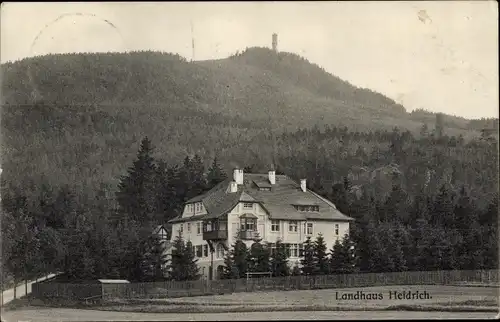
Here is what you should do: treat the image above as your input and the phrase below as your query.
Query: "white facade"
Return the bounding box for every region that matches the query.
[168,169,354,280]
[170,201,350,279]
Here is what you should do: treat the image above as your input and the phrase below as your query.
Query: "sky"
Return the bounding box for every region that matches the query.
[1,1,498,119]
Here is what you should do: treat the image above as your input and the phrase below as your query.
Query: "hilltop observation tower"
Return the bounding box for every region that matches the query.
[272,33,278,53]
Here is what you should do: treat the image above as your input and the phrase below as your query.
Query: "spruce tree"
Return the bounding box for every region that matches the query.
[116,137,158,225]
[221,252,238,279]
[184,240,201,280]
[301,237,315,275]
[385,226,407,272]
[313,234,329,275]
[271,239,289,277]
[341,234,357,274]
[169,234,199,281]
[329,235,357,275]
[431,184,455,229]
[367,223,390,273]
[248,241,270,273]
[207,156,227,188]
[140,234,169,281]
[232,238,249,278]
[190,154,208,197]
[454,186,476,230]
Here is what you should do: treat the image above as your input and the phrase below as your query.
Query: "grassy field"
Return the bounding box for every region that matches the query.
[142,285,498,307]
[90,285,498,314]
[4,284,497,316]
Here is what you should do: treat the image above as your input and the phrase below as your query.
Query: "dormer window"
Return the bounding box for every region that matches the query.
[294,205,319,212]
[259,187,271,191]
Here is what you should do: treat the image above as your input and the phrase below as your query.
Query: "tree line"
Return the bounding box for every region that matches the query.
[1,126,498,292]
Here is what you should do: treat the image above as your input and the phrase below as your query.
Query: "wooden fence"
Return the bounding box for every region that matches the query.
[31,269,499,301]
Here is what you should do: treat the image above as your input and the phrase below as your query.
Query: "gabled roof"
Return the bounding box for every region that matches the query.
[168,173,354,224]
[152,225,167,234]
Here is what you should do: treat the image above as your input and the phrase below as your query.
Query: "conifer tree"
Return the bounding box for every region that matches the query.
[221,252,238,279]
[184,240,200,280]
[454,186,476,230]
[116,137,158,225]
[207,156,227,188]
[232,238,249,278]
[140,234,169,281]
[313,234,329,275]
[385,226,407,272]
[431,184,455,229]
[271,239,289,277]
[248,241,271,273]
[367,224,390,273]
[301,237,315,275]
[329,236,356,275]
[341,234,357,274]
[169,234,199,281]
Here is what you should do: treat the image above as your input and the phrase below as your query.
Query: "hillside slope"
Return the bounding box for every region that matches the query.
[0,48,486,192]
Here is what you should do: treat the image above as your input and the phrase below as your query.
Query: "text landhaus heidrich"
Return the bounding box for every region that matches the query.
[335,290,432,300]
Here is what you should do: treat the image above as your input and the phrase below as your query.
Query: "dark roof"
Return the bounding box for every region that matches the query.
[168,173,354,224]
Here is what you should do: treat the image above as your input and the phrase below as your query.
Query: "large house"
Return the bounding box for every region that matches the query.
[167,168,354,280]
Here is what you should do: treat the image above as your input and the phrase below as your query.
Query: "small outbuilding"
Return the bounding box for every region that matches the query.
[96,279,131,301]
[32,278,131,302]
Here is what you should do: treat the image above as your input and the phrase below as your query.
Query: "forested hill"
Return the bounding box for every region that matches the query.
[0,49,493,195]
[2,48,485,132]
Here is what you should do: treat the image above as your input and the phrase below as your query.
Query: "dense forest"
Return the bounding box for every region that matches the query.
[2,125,498,287]
[0,49,498,289]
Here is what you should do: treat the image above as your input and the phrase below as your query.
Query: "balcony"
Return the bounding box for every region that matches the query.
[203,229,228,240]
[239,230,259,240]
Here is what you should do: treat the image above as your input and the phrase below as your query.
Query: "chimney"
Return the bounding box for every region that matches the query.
[300,179,307,192]
[233,168,244,185]
[268,170,276,185]
[272,33,278,52]
[230,181,238,193]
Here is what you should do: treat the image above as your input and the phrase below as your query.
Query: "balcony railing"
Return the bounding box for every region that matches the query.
[203,229,228,240]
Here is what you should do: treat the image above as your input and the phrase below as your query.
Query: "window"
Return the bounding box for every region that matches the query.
[306,223,313,235]
[295,205,319,212]
[195,203,201,212]
[259,187,271,191]
[179,224,184,234]
[203,245,209,257]
[196,245,203,257]
[271,220,280,232]
[299,243,304,256]
[187,223,191,233]
[240,218,256,231]
[290,244,299,257]
[196,222,201,235]
[243,202,253,209]
[158,228,168,241]
[216,244,225,258]
[335,224,339,236]
[289,221,298,232]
